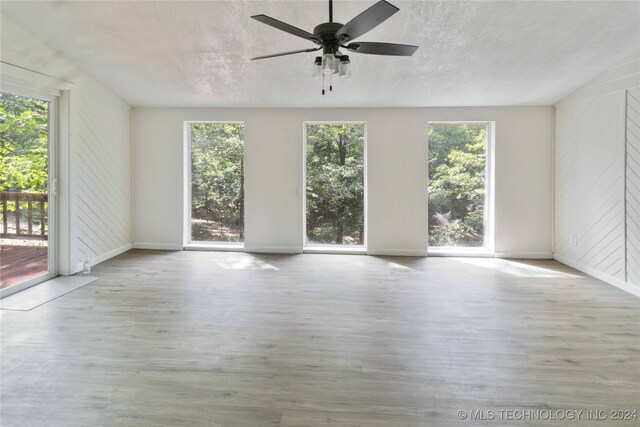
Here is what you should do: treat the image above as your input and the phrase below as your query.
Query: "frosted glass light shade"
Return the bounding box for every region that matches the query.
[313,62,322,79]
[338,59,351,79]
[322,54,335,74]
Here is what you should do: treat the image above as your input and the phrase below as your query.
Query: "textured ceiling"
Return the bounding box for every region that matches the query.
[2,1,639,107]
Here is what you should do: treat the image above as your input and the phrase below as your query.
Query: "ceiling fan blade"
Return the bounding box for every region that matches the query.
[251,14,322,44]
[346,42,418,56]
[252,47,321,60]
[336,0,399,43]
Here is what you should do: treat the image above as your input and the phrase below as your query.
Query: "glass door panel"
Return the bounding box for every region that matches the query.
[0,92,51,290]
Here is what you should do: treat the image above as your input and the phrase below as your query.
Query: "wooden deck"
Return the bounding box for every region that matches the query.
[0,245,48,289]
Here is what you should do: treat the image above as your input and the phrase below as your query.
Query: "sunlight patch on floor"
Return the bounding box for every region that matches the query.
[0,276,98,310]
[386,261,414,271]
[453,258,583,278]
[215,254,278,270]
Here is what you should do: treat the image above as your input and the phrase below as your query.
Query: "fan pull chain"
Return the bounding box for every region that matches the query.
[330,73,333,92]
[322,74,325,95]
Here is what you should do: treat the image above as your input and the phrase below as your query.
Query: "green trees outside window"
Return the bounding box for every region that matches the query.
[1,92,49,194]
[190,123,244,242]
[428,123,488,247]
[306,123,365,245]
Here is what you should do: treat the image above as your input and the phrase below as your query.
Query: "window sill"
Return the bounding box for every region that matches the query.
[184,242,244,252]
[304,245,367,255]
[428,247,494,257]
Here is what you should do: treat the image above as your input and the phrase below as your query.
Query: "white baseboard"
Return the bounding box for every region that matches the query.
[367,249,429,257]
[245,247,303,254]
[553,254,640,297]
[495,251,553,259]
[132,242,183,251]
[74,243,133,274]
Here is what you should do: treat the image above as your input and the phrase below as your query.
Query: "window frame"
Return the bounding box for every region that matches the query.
[302,121,368,251]
[183,120,246,250]
[426,121,495,255]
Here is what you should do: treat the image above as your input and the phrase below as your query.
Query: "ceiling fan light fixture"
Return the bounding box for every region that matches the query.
[338,55,351,79]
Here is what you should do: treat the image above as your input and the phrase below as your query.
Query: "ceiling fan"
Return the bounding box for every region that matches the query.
[251,0,418,94]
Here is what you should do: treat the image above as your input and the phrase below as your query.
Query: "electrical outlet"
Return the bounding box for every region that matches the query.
[570,233,578,246]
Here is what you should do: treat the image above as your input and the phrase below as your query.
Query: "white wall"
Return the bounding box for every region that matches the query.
[554,54,640,294]
[1,14,133,274]
[133,107,553,256]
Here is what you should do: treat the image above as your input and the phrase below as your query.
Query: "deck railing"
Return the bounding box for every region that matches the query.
[0,192,48,240]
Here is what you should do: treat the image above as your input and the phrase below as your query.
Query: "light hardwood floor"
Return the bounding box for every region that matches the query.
[1,250,639,426]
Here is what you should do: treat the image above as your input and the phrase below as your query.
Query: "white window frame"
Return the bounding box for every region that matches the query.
[183,121,245,251]
[0,89,59,298]
[302,121,368,253]
[427,121,495,256]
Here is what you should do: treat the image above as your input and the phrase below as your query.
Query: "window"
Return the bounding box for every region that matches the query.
[188,122,244,244]
[304,123,366,247]
[428,122,491,249]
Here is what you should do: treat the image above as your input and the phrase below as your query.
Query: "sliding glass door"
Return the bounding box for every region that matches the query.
[1,91,56,294]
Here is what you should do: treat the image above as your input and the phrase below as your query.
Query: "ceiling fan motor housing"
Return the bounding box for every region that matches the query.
[313,22,345,55]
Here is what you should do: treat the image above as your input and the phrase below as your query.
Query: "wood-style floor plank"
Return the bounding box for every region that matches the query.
[1,250,638,426]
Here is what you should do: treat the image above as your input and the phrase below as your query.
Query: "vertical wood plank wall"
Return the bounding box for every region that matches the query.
[69,77,132,272]
[555,91,626,281]
[554,56,640,293]
[626,87,640,286]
